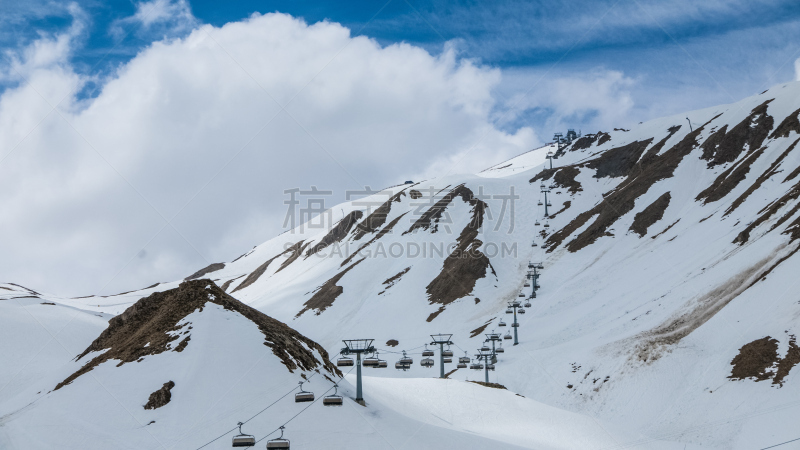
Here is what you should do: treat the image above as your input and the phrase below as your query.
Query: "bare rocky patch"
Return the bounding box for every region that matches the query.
[404,184,473,234]
[734,179,800,244]
[296,259,365,317]
[353,192,405,240]
[725,138,800,215]
[629,192,671,237]
[341,213,408,268]
[232,244,301,293]
[56,280,339,390]
[770,107,800,139]
[184,263,225,281]
[586,139,654,179]
[700,99,774,168]
[378,267,410,295]
[144,381,174,410]
[306,211,363,257]
[275,241,310,273]
[424,186,495,321]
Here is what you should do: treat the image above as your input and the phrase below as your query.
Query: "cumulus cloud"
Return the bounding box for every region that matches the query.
[795,57,800,81]
[0,12,537,296]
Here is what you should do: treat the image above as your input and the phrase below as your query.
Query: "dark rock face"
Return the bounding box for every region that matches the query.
[56,280,339,390]
[184,263,225,281]
[144,381,175,410]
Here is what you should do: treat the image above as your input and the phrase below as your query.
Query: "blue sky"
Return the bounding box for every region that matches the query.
[2,0,800,295]
[4,0,800,108]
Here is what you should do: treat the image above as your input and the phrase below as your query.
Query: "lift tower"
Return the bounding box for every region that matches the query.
[485,331,502,364]
[527,262,543,298]
[540,182,552,217]
[430,334,454,379]
[341,339,375,405]
[507,300,522,345]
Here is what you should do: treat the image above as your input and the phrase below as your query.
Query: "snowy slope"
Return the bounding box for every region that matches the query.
[4,81,800,449]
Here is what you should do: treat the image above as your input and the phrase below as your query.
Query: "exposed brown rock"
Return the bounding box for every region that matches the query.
[548,123,710,253]
[379,267,410,295]
[184,263,225,281]
[570,134,598,151]
[586,139,654,179]
[651,219,680,240]
[275,241,310,273]
[56,280,339,390]
[597,132,611,146]
[554,167,583,194]
[306,211,363,257]
[353,192,405,240]
[409,189,422,199]
[729,337,779,381]
[341,213,408,267]
[629,192,671,237]
[296,259,364,317]
[770,107,800,139]
[405,184,474,234]
[220,275,245,292]
[734,179,800,244]
[467,381,507,390]
[773,335,800,386]
[469,320,492,338]
[232,244,299,293]
[550,201,571,219]
[144,381,174,410]
[424,187,495,320]
[725,138,799,215]
[700,99,774,168]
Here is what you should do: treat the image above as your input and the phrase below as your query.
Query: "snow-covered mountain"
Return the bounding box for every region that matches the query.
[3,81,800,449]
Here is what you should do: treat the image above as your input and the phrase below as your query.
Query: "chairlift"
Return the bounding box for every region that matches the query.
[457,362,467,369]
[375,359,388,368]
[524,301,531,308]
[363,353,379,367]
[547,202,553,207]
[444,357,452,364]
[337,356,354,367]
[442,346,454,358]
[518,293,525,298]
[422,344,434,357]
[496,346,504,354]
[538,201,543,206]
[459,352,471,364]
[295,381,314,403]
[512,322,519,327]
[531,242,538,247]
[395,361,411,370]
[480,343,491,352]
[498,320,506,327]
[549,184,555,189]
[232,422,255,447]
[421,358,434,368]
[544,223,550,228]
[504,332,512,340]
[535,220,541,226]
[487,364,496,371]
[518,308,526,314]
[470,362,484,370]
[266,426,290,449]
[505,308,512,314]
[399,351,413,365]
[524,282,530,287]
[323,384,343,407]
[512,301,521,307]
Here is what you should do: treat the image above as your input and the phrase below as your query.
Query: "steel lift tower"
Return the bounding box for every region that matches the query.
[341,339,375,405]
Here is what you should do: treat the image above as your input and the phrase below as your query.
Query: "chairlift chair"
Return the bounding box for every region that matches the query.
[504,332,512,340]
[524,283,530,287]
[496,346,504,353]
[537,201,543,206]
[422,345,434,357]
[470,362,484,370]
[512,322,519,327]
[399,351,413,365]
[544,223,550,228]
[295,381,314,403]
[444,357,452,363]
[518,293,525,298]
[535,220,540,226]
[421,358,434,368]
[480,344,491,352]
[457,362,467,369]
[518,308,526,314]
[376,360,388,368]
[442,346,454,358]
[266,426,290,449]
[323,384,343,407]
[524,301,532,308]
[487,364,496,371]
[362,354,379,367]
[531,242,538,247]
[232,422,255,447]
[498,320,506,327]
[336,357,354,367]
[505,308,512,314]
[547,202,553,206]
[459,352,471,364]
[395,361,411,370]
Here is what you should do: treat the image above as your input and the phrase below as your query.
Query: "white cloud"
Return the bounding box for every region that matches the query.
[0,12,537,296]
[110,0,198,39]
[795,57,800,81]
